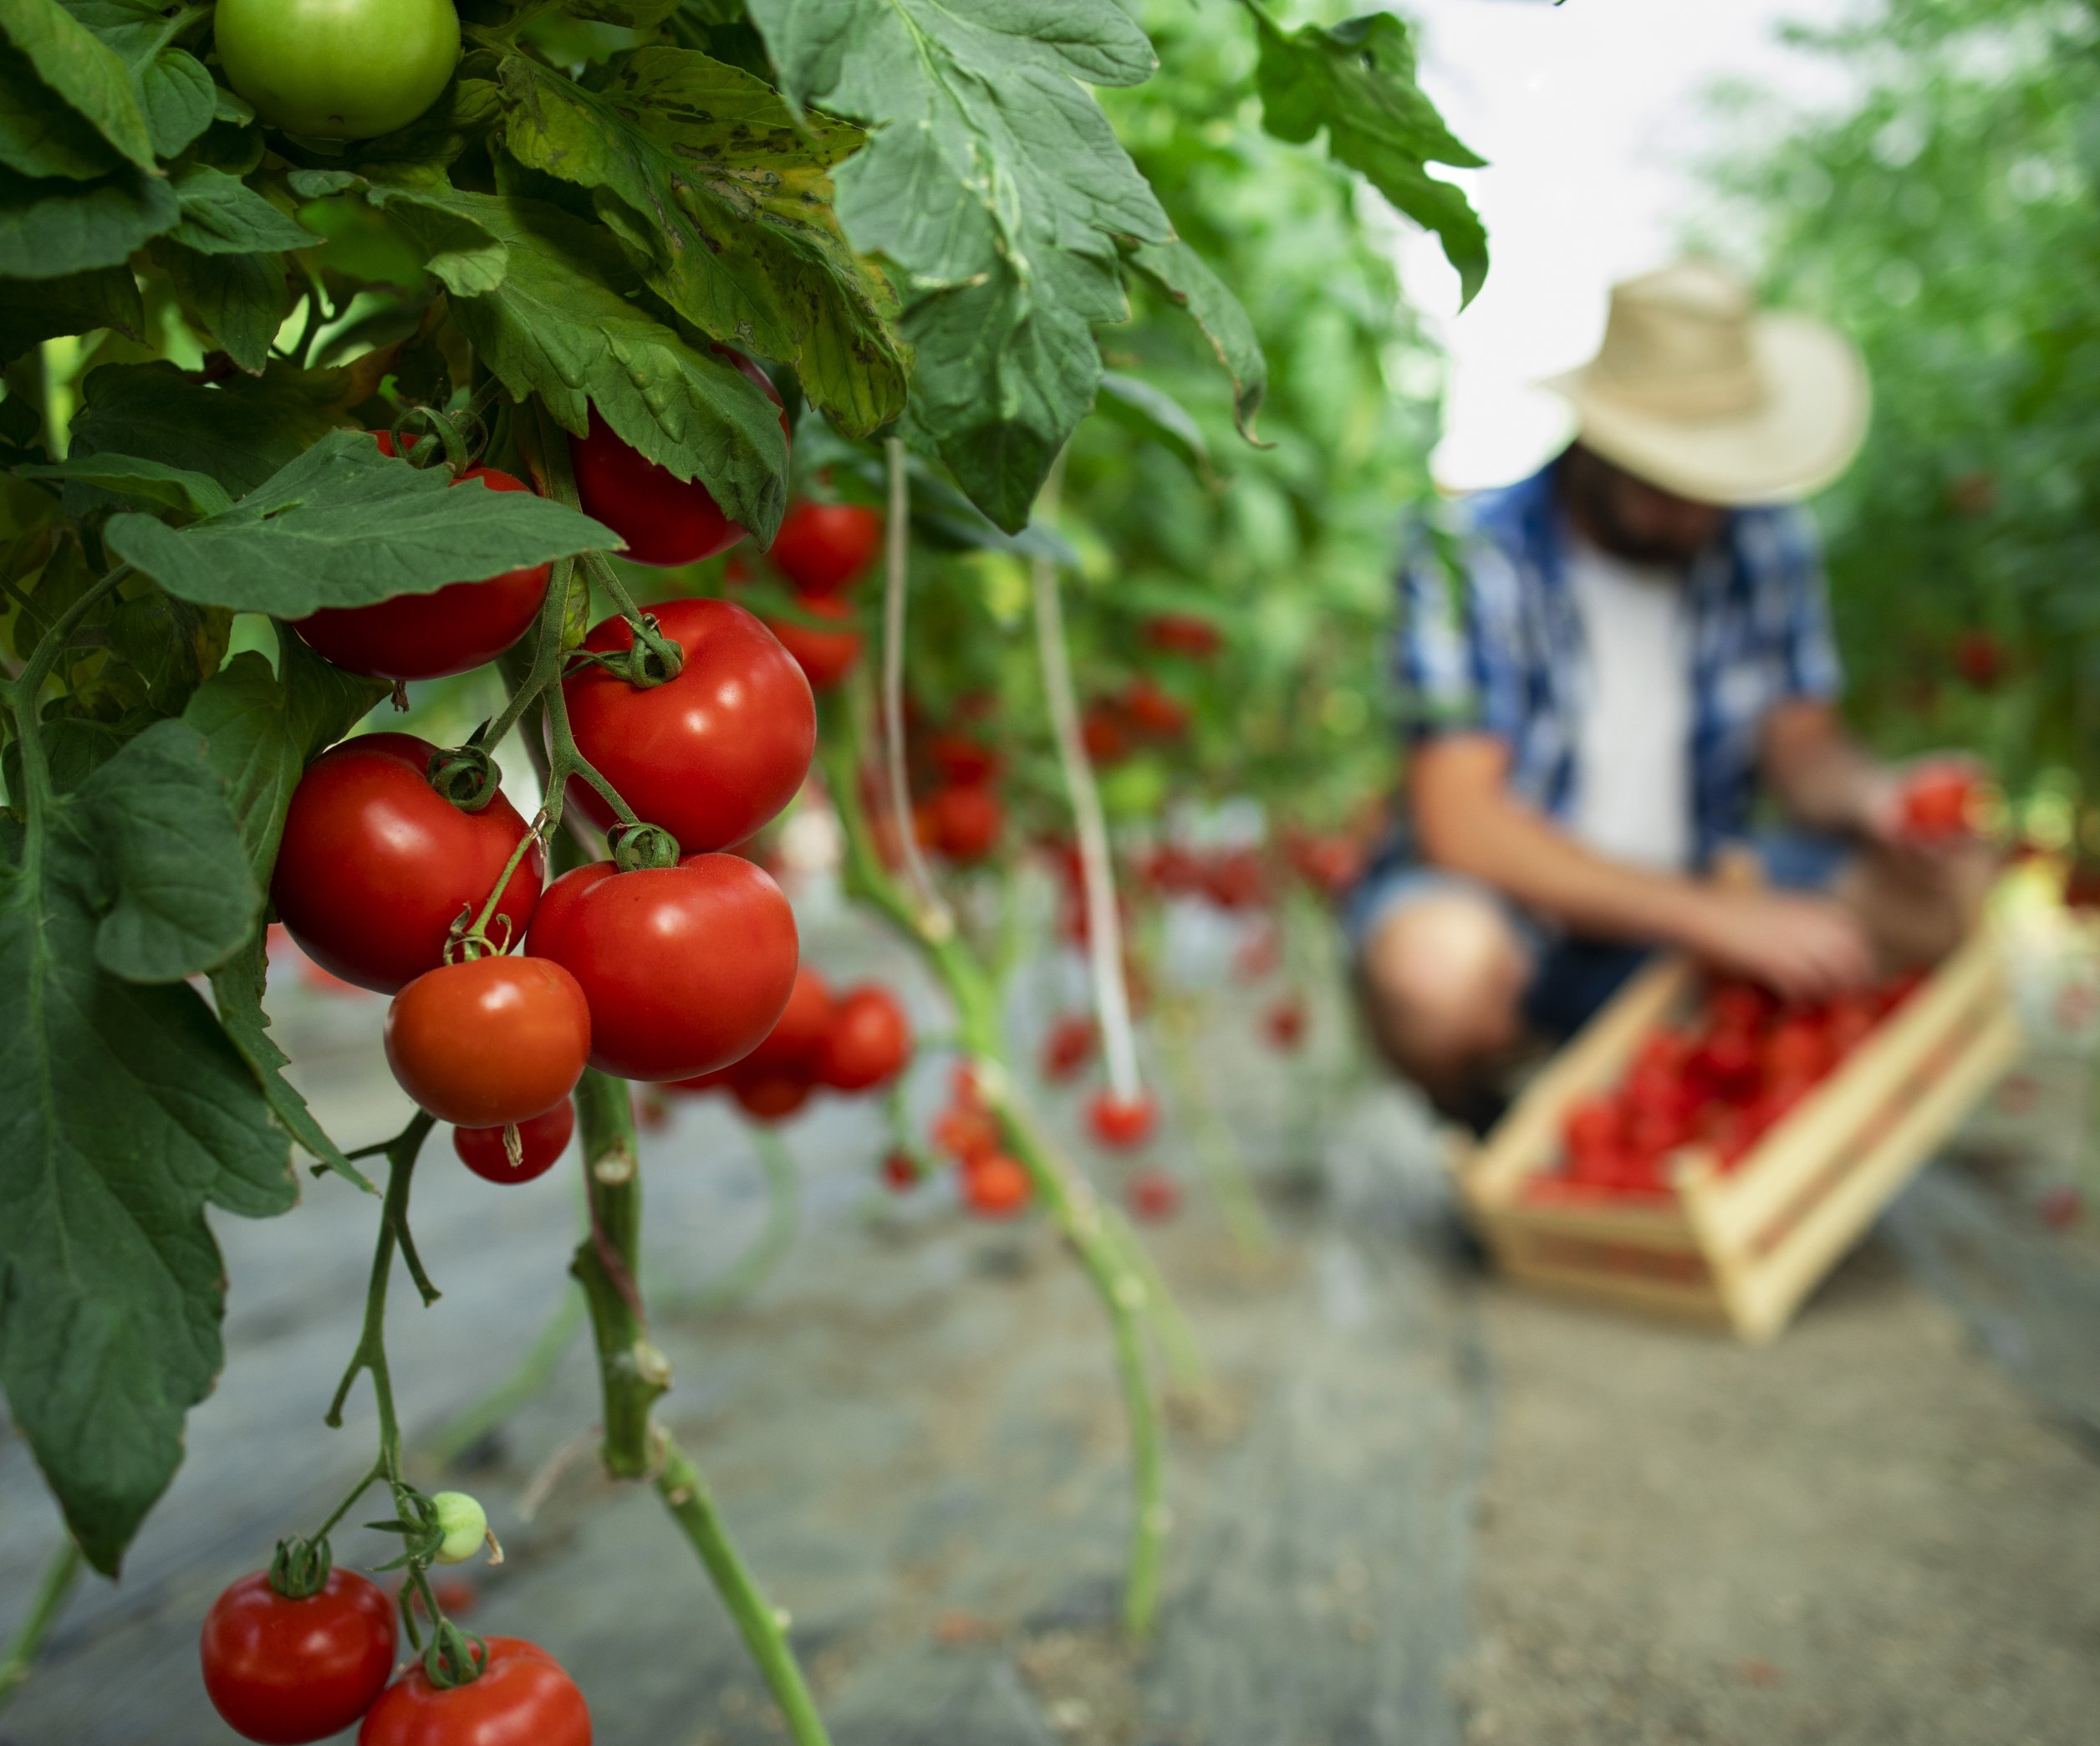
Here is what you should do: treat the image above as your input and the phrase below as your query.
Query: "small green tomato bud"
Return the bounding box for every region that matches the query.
[431,1490,488,1565]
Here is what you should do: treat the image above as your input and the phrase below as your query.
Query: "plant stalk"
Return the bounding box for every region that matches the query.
[0,1539,83,1713]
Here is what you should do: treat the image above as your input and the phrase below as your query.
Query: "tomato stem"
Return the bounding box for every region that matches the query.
[879,436,954,937]
[581,551,685,686]
[0,1538,83,1714]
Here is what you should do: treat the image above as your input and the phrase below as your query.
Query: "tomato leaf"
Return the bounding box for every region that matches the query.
[155,241,293,374]
[52,1,217,161]
[1241,7,1488,307]
[1097,370,1211,473]
[66,359,381,496]
[166,163,316,256]
[1122,237,1267,442]
[0,161,179,277]
[0,808,297,1575]
[748,0,1172,531]
[0,0,155,171]
[410,190,790,543]
[183,643,385,884]
[103,426,623,613]
[555,0,684,24]
[0,33,120,178]
[496,47,908,437]
[20,452,233,519]
[209,926,375,1195]
[0,263,140,360]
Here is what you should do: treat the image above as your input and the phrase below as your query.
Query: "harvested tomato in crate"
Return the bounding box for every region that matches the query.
[1446,919,2021,1341]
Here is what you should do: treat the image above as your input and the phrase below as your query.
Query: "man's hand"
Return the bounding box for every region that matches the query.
[1676,886,1878,1003]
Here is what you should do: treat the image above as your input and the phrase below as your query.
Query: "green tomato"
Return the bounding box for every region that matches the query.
[214,0,461,141]
[430,1490,487,1565]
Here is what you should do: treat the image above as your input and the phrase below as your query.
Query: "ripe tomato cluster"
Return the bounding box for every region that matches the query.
[1542,971,1927,1198]
[1083,675,1192,763]
[671,967,911,1121]
[201,1557,589,1746]
[929,1065,1032,1217]
[913,726,1007,865]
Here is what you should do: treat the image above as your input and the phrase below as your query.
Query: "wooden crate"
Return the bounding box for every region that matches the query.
[1447,922,2022,1341]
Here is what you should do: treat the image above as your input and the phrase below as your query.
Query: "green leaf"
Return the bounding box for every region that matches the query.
[167,163,314,255]
[104,426,621,613]
[0,813,295,1575]
[372,190,506,296]
[0,264,140,360]
[496,47,907,437]
[1122,237,1267,442]
[557,0,682,23]
[155,241,292,374]
[182,643,384,884]
[0,162,179,277]
[0,0,154,170]
[208,927,373,1193]
[67,359,363,495]
[1097,370,1210,472]
[19,451,232,518]
[0,34,119,178]
[59,3,227,160]
[74,717,259,980]
[748,0,1173,530]
[1242,7,1489,307]
[400,189,788,542]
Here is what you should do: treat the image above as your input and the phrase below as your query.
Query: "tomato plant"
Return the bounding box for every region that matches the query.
[201,1562,397,1744]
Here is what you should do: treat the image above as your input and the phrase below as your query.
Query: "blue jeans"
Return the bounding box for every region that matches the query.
[1343,830,1849,1042]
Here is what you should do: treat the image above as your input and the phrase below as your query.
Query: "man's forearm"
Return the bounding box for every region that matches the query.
[1761,701,1882,835]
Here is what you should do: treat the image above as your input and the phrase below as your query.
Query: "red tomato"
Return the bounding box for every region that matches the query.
[731,1070,813,1122]
[816,984,912,1091]
[294,436,549,680]
[271,734,543,993]
[1122,675,1189,739]
[1202,850,1267,911]
[932,1104,1001,1165]
[1081,706,1129,765]
[1263,996,1307,1051]
[569,354,783,567]
[961,1152,1031,1218]
[527,853,798,1081]
[1562,1096,1620,1165]
[359,1636,589,1746]
[881,1148,919,1191]
[1955,631,2006,690]
[928,732,1000,787]
[1040,1013,1095,1082]
[767,499,883,595]
[765,593,862,690]
[740,966,835,1077]
[1127,1168,1181,1223]
[1087,1090,1157,1151]
[1761,1017,1832,1085]
[1287,831,1361,896]
[1899,766,1977,839]
[201,1567,397,1745]
[924,784,1003,864]
[1143,613,1222,658]
[1706,980,1775,1035]
[386,956,591,1126]
[1694,1027,1761,1102]
[454,1098,576,1184]
[564,597,815,853]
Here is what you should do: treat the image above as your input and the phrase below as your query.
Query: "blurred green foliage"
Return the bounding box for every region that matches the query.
[1703,0,2100,835]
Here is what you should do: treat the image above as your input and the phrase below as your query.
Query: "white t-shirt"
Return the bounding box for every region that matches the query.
[1566,536,1693,872]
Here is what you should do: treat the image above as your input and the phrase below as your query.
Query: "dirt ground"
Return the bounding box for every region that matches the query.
[3,911,2097,1745]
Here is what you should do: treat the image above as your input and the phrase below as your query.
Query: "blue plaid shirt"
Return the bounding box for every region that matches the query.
[1396,456,1843,866]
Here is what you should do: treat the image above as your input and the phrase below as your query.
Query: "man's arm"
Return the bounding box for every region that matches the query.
[1409,733,1875,999]
[1760,699,1887,836]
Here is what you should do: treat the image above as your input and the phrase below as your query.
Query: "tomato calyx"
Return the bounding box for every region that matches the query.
[426,741,502,814]
[385,405,477,477]
[419,1617,494,1692]
[266,1532,335,1600]
[568,607,686,690]
[610,821,682,873]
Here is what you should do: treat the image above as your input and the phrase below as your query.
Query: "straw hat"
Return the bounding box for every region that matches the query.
[1541,260,1869,507]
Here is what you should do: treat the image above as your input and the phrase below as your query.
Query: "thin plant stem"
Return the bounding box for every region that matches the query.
[0,1539,84,1713]
[879,437,951,934]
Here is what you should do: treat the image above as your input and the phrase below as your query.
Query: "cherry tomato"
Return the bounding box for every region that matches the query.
[961,1152,1032,1218]
[569,355,783,567]
[731,1070,813,1122]
[1121,676,1189,739]
[767,499,884,595]
[1127,1168,1182,1223]
[1562,1096,1620,1166]
[528,853,798,1081]
[1040,1013,1095,1082]
[359,1636,589,1746]
[881,1148,919,1191]
[1761,1017,1831,1085]
[1144,613,1223,658]
[1706,980,1775,1034]
[1088,1090,1157,1151]
[1263,996,1307,1051]
[740,966,835,1077]
[815,984,912,1091]
[766,594,862,691]
[924,784,1003,864]
[932,1104,1002,1166]
[386,956,591,1126]
[1955,631,2006,690]
[563,597,815,852]
[271,734,544,993]
[214,0,458,140]
[1899,766,1978,839]
[1081,706,1129,765]
[454,1098,576,1184]
[927,733,1000,786]
[295,436,549,681]
[201,1567,397,1745]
